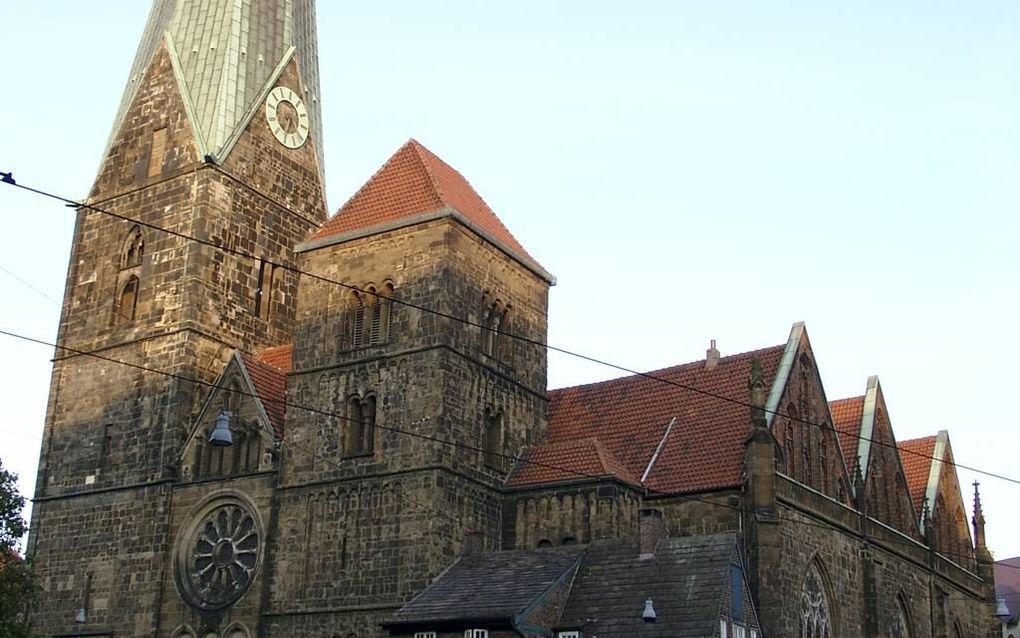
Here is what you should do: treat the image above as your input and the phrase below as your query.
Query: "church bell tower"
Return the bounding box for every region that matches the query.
[28,1,326,635]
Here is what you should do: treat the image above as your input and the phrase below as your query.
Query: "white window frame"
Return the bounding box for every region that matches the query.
[464,631,489,638]
[720,619,728,638]
[732,623,747,638]
[558,632,581,638]
[414,633,437,638]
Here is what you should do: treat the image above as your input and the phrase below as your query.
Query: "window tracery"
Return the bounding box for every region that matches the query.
[889,596,912,638]
[122,226,144,269]
[800,562,833,638]
[177,499,261,610]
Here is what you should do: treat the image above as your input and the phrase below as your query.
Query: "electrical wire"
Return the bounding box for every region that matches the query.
[0,174,1016,489]
[1,325,1015,574]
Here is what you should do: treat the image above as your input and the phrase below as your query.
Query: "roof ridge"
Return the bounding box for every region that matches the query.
[550,343,786,395]
[408,139,447,207]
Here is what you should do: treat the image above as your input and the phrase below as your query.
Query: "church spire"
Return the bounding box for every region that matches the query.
[102,0,323,176]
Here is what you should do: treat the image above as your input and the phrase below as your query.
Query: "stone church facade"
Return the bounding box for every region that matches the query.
[26,2,996,637]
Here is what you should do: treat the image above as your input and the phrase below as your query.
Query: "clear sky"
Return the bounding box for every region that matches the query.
[1,2,1018,559]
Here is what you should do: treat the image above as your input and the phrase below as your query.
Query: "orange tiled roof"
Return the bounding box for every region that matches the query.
[509,437,642,487]
[240,345,292,437]
[310,140,533,262]
[829,396,864,470]
[899,435,937,514]
[513,345,786,494]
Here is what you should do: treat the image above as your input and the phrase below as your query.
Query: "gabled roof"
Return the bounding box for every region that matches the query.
[558,534,749,637]
[239,344,292,438]
[521,344,785,495]
[307,140,545,277]
[899,435,937,515]
[508,437,643,488]
[830,395,864,470]
[384,547,583,627]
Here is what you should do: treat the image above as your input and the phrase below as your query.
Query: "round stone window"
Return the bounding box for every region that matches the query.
[177,496,262,610]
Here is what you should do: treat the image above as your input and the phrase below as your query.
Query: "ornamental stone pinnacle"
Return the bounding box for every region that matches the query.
[101,0,323,179]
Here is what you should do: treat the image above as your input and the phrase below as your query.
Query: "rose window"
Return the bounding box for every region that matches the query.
[179,500,261,610]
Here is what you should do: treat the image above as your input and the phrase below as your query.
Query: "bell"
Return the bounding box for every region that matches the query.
[209,410,233,446]
[996,596,1011,619]
[642,598,656,623]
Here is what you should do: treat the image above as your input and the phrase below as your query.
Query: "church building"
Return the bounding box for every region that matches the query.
[26,2,996,637]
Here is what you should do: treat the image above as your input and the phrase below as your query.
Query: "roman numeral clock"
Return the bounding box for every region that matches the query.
[265,86,310,149]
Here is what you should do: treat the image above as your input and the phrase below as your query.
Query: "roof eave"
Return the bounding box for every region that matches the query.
[298,206,556,284]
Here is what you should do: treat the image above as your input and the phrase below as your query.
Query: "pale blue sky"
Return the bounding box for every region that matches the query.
[1,2,1018,557]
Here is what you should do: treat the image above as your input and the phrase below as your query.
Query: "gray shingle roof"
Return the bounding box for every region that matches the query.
[558,534,737,638]
[386,547,583,626]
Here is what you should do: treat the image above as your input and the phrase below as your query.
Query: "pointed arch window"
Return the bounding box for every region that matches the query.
[114,275,139,324]
[889,595,912,638]
[481,295,510,362]
[122,226,144,269]
[800,562,833,638]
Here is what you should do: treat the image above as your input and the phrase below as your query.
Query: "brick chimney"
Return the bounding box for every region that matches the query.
[639,509,666,558]
[705,339,720,369]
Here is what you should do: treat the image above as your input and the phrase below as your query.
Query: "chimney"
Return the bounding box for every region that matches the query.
[705,339,720,369]
[639,509,666,558]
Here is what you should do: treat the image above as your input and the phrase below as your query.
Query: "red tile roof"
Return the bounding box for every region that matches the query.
[898,435,937,514]
[310,139,533,262]
[239,345,292,437]
[511,345,786,494]
[509,437,642,487]
[829,396,864,470]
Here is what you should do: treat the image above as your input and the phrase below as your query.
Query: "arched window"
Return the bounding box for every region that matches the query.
[122,226,144,269]
[889,595,912,638]
[483,408,503,470]
[819,428,830,495]
[114,276,139,324]
[800,561,833,638]
[255,259,279,320]
[351,291,365,347]
[344,394,376,455]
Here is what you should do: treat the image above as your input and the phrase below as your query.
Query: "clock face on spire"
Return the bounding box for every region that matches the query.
[265,86,309,149]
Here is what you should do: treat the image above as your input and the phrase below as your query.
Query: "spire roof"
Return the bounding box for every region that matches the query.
[308,140,546,277]
[105,0,322,171]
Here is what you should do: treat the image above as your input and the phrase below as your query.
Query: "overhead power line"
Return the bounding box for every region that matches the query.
[1,174,1016,489]
[0,325,1014,574]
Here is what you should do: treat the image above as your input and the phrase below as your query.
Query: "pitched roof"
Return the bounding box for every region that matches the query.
[995,556,1020,620]
[309,139,534,263]
[898,435,937,514]
[519,345,785,494]
[830,396,864,470]
[239,345,292,437]
[509,437,642,487]
[385,547,582,627]
[558,534,746,637]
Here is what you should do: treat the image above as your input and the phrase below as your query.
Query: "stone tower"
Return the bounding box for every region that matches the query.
[264,139,554,634]
[27,1,326,635]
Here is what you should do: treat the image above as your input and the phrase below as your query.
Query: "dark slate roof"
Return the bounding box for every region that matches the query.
[385,547,583,626]
[558,534,737,638]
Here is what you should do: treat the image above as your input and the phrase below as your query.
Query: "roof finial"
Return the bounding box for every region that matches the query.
[972,481,990,559]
